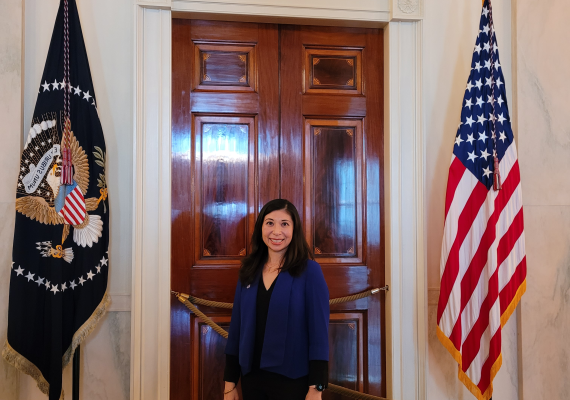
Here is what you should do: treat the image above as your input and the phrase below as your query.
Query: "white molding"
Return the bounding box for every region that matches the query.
[172,0,390,24]
[137,0,172,9]
[130,4,426,400]
[131,5,172,400]
[384,20,426,400]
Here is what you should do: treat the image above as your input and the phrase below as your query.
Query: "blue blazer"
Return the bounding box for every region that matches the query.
[225,259,330,379]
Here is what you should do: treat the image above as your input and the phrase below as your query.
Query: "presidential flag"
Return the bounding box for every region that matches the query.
[2,1,109,399]
[436,1,526,399]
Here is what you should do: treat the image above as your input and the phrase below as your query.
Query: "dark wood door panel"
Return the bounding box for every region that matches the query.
[194,42,256,92]
[362,29,386,397]
[191,313,366,400]
[321,265,369,302]
[171,297,192,398]
[255,23,280,208]
[304,119,364,264]
[326,313,365,400]
[172,18,194,299]
[279,25,305,212]
[192,317,238,400]
[302,96,367,117]
[304,47,363,95]
[190,93,260,113]
[298,26,370,47]
[172,19,279,400]
[188,19,261,42]
[185,268,241,307]
[172,20,384,400]
[192,115,256,262]
[280,24,385,397]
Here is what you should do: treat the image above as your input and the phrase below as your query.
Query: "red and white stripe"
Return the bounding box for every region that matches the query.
[58,185,86,226]
[437,144,526,400]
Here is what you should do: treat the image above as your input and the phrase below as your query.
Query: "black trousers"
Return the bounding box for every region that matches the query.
[241,369,309,400]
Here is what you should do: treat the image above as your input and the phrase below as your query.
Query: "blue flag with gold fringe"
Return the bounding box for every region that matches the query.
[2,1,109,398]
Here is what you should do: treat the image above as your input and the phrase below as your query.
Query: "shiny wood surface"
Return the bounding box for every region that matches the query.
[312,57,355,87]
[172,20,194,399]
[304,119,363,263]
[194,43,255,91]
[305,47,362,95]
[280,25,385,397]
[172,19,279,400]
[302,95,367,117]
[192,317,243,399]
[326,313,364,400]
[192,313,365,400]
[312,125,357,256]
[190,92,260,114]
[172,20,385,399]
[363,28,386,396]
[198,120,250,257]
[279,25,304,213]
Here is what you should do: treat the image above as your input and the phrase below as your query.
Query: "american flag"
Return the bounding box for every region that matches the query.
[58,182,86,226]
[436,1,526,399]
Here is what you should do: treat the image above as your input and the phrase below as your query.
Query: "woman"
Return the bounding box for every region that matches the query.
[223,199,330,400]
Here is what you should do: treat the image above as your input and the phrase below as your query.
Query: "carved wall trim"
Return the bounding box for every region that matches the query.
[398,0,419,14]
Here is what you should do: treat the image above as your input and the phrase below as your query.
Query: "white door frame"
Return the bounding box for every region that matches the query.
[131,2,426,399]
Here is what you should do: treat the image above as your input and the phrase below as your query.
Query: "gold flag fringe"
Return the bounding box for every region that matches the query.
[501,279,526,328]
[437,279,525,400]
[1,341,57,398]
[2,292,110,399]
[457,352,502,400]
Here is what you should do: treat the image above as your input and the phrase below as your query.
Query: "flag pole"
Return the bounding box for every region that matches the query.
[67,1,80,395]
[73,345,80,399]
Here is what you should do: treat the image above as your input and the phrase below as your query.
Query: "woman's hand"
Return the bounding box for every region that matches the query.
[224,381,239,400]
[305,386,323,400]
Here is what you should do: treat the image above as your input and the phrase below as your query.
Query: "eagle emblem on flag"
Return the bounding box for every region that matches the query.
[16,114,106,248]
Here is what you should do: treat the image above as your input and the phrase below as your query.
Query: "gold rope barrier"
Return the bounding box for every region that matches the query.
[172,288,388,400]
[178,296,228,339]
[175,286,388,309]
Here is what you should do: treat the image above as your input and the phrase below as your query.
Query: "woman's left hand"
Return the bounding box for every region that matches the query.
[305,386,322,400]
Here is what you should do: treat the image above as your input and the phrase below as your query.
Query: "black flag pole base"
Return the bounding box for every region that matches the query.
[73,345,80,400]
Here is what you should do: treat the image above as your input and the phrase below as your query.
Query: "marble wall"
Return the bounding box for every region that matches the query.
[517,0,570,398]
[0,0,23,398]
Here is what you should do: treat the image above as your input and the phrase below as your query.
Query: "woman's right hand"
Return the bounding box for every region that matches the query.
[224,381,239,400]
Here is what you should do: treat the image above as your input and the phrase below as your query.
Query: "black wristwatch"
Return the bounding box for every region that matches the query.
[314,383,326,392]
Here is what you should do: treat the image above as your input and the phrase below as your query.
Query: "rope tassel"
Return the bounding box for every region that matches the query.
[60,0,73,186]
[60,117,73,185]
[493,155,502,191]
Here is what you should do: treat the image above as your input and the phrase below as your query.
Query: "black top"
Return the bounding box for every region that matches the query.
[224,274,328,386]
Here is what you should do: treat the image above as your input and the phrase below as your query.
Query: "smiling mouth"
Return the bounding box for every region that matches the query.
[269,238,284,245]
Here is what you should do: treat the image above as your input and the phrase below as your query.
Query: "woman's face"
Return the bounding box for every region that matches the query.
[261,209,294,257]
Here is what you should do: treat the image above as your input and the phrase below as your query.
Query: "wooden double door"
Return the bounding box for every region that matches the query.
[171,19,385,400]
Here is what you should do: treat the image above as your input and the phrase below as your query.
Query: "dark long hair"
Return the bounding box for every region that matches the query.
[239,199,313,286]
